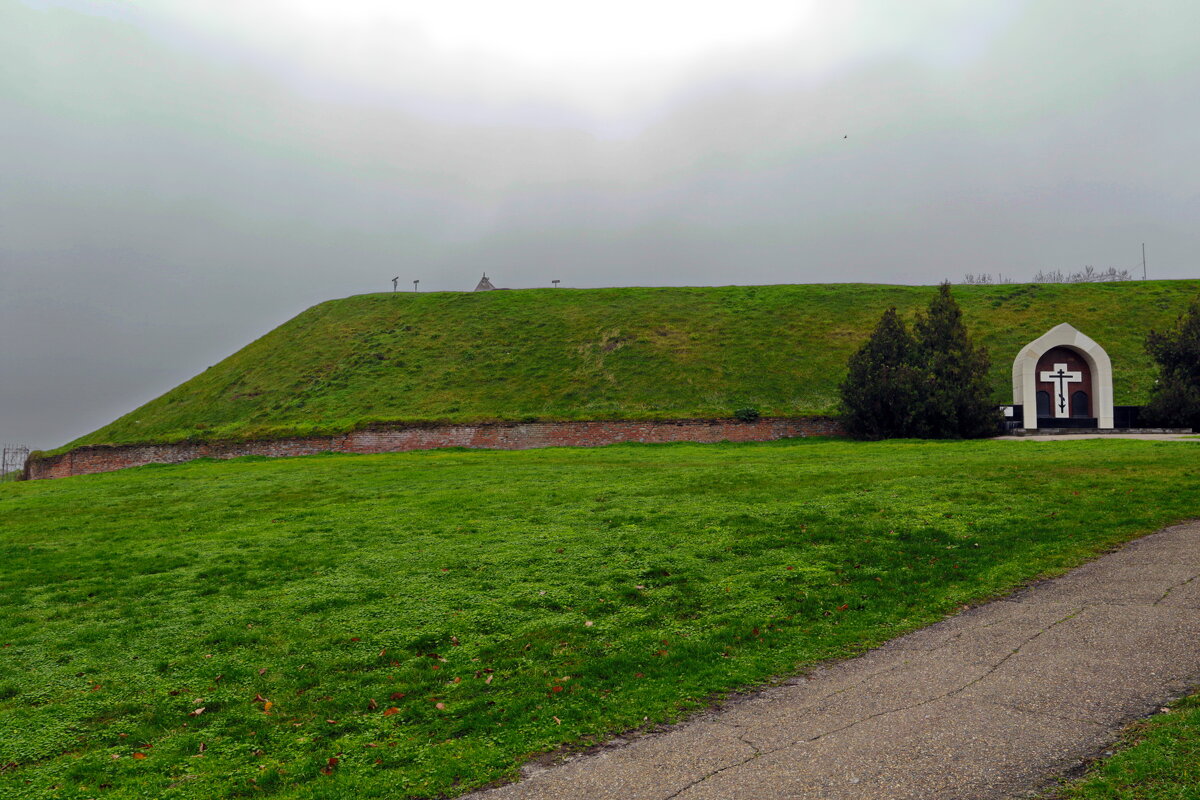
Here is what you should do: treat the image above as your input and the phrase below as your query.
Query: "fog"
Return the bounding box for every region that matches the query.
[3,0,1198,448]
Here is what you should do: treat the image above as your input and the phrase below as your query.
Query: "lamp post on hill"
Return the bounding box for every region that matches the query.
[392,276,399,292]
[413,279,420,292]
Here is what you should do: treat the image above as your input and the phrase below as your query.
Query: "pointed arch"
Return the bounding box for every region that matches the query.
[1012,323,1113,429]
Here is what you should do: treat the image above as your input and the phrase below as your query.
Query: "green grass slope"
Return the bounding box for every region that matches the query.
[62,281,1200,450]
[2,439,1200,798]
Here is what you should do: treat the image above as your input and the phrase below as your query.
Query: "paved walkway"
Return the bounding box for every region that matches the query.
[471,521,1200,800]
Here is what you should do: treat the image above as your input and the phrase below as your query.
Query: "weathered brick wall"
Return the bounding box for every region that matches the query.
[23,417,844,480]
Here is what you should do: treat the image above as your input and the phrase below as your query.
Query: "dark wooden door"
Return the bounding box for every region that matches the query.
[1035,347,1092,420]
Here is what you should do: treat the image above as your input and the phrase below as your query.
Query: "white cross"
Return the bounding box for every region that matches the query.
[1039,362,1083,418]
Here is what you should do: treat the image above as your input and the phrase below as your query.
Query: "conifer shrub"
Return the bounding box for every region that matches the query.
[1143,299,1200,431]
[841,284,998,439]
[839,308,921,439]
[911,283,998,439]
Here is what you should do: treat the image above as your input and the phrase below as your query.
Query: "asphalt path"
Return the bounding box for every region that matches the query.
[469,520,1200,800]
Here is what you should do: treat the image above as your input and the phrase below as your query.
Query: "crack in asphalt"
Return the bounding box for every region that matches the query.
[656,723,761,800]
[1154,572,1200,606]
[660,608,1083,798]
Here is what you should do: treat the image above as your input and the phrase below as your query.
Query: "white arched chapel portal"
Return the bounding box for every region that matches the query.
[1012,323,1114,430]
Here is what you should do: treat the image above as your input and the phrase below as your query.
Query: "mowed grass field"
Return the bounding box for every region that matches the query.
[3,438,1200,798]
[55,280,1200,452]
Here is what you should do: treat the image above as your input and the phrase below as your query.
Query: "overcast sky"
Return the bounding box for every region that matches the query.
[2,0,1198,450]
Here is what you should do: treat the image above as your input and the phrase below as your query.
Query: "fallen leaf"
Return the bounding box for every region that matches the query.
[584,621,594,627]
[367,698,378,710]
[350,637,360,642]
[320,757,338,775]
[383,707,400,717]
[188,707,206,718]
[485,674,493,684]
[131,752,146,760]
[837,604,849,612]
[198,742,207,754]
[378,648,386,658]
[263,701,273,713]
[258,668,267,676]
[453,676,461,684]
[254,694,267,704]
[326,719,337,725]
[553,716,562,725]
[550,686,563,693]
[450,636,460,646]
[435,702,446,710]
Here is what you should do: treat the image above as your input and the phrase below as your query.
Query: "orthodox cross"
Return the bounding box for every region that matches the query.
[1038,362,1083,418]
[392,276,399,292]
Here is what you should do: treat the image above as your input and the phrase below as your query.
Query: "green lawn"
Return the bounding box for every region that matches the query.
[1054,693,1200,799]
[53,280,1200,453]
[3,438,1200,798]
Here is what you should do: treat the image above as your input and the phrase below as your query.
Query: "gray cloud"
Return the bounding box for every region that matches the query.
[2,0,1198,448]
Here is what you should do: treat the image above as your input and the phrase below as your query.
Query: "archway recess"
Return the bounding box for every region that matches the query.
[1012,323,1113,429]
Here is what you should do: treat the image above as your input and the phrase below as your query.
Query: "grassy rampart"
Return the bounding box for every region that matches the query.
[57,281,1200,451]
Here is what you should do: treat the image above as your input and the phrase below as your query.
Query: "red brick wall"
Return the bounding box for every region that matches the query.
[23,417,844,480]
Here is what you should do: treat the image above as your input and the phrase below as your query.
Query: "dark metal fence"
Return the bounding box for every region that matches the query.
[1,445,29,481]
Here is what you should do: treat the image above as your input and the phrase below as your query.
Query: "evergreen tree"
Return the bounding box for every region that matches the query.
[911,283,997,438]
[840,307,920,439]
[1143,300,1200,430]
